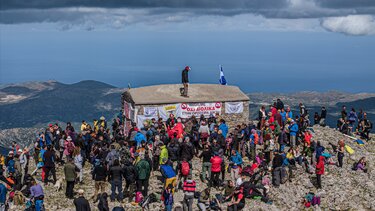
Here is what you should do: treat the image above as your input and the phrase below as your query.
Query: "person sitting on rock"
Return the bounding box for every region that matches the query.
[353,157,368,173]
[227,186,246,211]
[197,188,211,211]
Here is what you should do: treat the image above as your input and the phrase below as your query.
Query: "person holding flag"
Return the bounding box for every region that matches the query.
[219,65,227,85]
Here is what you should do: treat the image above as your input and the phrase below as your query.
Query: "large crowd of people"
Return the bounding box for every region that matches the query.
[0,101,372,211]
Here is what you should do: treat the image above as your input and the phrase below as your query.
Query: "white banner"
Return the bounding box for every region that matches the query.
[158,104,178,120]
[137,115,158,129]
[144,107,158,117]
[225,102,244,114]
[176,102,222,118]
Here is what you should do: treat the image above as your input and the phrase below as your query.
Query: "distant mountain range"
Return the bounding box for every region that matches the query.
[0,80,125,129]
[0,80,374,134]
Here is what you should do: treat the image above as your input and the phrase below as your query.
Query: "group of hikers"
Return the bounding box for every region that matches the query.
[0,98,372,211]
[336,105,373,140]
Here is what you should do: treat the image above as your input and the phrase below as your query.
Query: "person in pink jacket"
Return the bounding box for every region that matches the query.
[64,136,75,159]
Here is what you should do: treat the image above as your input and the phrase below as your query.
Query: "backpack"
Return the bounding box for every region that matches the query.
[8,159,15,173]
[67,142,74,154]
[242,165,253,176]
[107,152,119,167]
[312,196,321,206]
[280,167,288,184]
[352,162,359,171]
[183,180,196,192]
[181,161,190,176]
[254,133,259,145]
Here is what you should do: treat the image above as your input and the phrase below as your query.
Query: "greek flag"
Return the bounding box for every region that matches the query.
[219,65,227,85]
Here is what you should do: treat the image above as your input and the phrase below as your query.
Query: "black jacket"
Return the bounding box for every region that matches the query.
[74,196,91,211]
[92,165,107,181]
[180,142,194,161]
[123,161,137,183]
[43,150,56,168]
[109,166,123,182]
[182,69,189,83]
[272,154,283,169]
[167,143,180,161]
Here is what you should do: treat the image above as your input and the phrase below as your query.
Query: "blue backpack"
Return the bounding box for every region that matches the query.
[7,159,15,173]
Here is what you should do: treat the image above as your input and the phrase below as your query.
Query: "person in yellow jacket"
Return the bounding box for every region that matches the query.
[93,119,99,132]
[159,144,169,165]
[0,154,4,166]
[80,120,88,132]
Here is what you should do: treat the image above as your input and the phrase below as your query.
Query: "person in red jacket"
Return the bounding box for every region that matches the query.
[316,156,325,189]
[304,131,312,146]
[210,152,223,188]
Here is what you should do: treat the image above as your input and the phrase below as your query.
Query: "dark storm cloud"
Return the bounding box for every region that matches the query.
[0,0,288,10]
[314,0,375,8]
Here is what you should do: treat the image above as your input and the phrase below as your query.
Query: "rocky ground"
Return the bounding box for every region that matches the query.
[8,125,375,211]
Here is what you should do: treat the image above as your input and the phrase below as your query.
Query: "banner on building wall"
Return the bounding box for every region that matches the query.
[176,102,222,118]
[158,104,178,120]
[137,115,158,129]
[144,107,158,117]
[225,102,244,114]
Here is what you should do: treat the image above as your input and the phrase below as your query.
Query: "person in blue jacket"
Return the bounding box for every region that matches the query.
[134,131,146,148]
[219,119,229,138]
[288,120,299,147]
[230,150,243,182]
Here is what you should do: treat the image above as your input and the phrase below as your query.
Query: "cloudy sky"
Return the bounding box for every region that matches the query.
[1,0,375,92]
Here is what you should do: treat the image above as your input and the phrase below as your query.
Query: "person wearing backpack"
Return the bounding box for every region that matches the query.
[122,159,137,201]
[210,152,222,189]
[182,175,196,211]
[315,156,325,189]
[64,136,75,159]
[106,145,120,168]
[160,158,177,192]
[43,145,57,185]
[109,159,124,202]
[199,145,212,183]
[136,156,151,197]
[73,147,84,184]
[177,158,191,190]
[64,158,80,199]
[92,160,107,202]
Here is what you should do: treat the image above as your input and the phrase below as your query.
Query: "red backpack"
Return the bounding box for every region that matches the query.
[181,161,190,176]
[183,180,196,192]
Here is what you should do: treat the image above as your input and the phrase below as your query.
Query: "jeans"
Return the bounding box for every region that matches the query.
[165,204,173,211]
[290,136,296,147]
[183,83,188,96]
[227,202,245,211]
[316,174,322,189]
[210,172,220,188]
[35,199,44,211]
[183,194,194,211]
[338,152,344,168]
[66,181,75,198]
[231,167,240,182]
[93,180,106,200]
[137,179,149,196]
[111,180,123,201]
[44,166,57,184]
[201,162,212,180]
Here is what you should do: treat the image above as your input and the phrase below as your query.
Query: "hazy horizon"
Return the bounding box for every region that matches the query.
[1,1,375,93]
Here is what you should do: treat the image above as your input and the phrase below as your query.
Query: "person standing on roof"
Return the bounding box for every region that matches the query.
[181,66,190,97]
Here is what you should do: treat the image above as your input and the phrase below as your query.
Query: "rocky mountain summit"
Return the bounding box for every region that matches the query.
[8,125,375,211]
